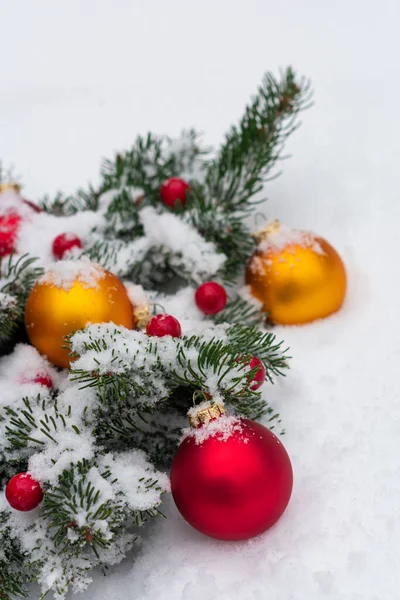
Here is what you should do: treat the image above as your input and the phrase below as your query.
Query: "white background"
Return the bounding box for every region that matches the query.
[2,1,400,598]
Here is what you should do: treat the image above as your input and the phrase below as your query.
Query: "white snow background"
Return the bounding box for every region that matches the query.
[1,0,399,598]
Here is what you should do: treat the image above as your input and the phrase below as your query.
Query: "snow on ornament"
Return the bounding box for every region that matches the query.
[24,259,135,368]
[5,472,43,512]
[170,401,293,541]
[246,220,347,325]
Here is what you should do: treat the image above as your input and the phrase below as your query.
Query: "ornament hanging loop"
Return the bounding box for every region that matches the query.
[133,304,151,329]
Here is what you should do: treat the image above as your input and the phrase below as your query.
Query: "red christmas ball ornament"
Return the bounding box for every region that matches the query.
[195,282,227,315]
[171,402,293,541]
[146,314,182,338]
[52,232,82,259]
[160,177,190,209]
[0,212,22,257]
[5,472,44,512]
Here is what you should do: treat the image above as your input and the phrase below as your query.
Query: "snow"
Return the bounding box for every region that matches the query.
[2,0,400,598]
[39,257,106,290]
[140,206,226,282]
[183,412,245,444]
[255,220,325,255]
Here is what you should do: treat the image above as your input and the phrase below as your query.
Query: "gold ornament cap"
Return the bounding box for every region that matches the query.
[134,304,150,329]
[252,219,281,244]
[0,182,21,194]
[187,400,226,428]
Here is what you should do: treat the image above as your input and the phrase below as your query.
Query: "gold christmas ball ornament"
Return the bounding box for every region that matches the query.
[24,260,134,368]
[246,221,347,325]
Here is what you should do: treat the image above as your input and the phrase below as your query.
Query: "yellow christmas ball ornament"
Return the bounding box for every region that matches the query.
[246,221,347,325]
[24,260,134,368]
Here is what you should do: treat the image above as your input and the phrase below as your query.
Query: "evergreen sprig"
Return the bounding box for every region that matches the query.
[70,322,288,422]
[0,66,308,599]
[206,68,312,209]
[0,514,28,600]
[38,68,310,287]
[0,254,42,352]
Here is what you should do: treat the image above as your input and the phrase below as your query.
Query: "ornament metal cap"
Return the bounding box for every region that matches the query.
[134,304,150,329]
[187,400,226,428]
[0,182,21,194]
[252,219,281,244]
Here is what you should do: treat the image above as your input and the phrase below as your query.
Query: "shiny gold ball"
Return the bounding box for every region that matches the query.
[246,223,347,325]
[25,263,134,368]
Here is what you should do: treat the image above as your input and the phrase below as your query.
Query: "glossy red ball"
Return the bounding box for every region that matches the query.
[0,213,22,257]
[171,418,293,540]
[236,356,266,390]
[5,472,44,512]
[146,314,182,338]
[248,357,267,390]
[195,282,227,315]
[52,232,82,259]
[160,178,189,209]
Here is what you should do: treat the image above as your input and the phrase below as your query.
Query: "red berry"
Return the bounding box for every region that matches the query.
[146,314,182,338]
[248,357,267,390]
[160,178,190,209]
[33,373,53,389]
[0,213,22,257]
[5,472,43,512]
[235,356,266,390]
[195,282,227,315]
[52,233,82,259]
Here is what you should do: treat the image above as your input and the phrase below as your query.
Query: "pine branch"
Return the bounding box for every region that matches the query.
[70,322,288,422]
[100,129,208,202]
[0,512,28,600]
[212,296,265,327]
[0,254,42,352]
[206,67,312,210]
[38,187,99,216]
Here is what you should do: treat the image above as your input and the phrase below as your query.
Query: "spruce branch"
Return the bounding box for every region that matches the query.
[70,322,288,422]
[0,254,42,352]
[0,511,28,600]
[211,297,265,327]
[206,67,312,210]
